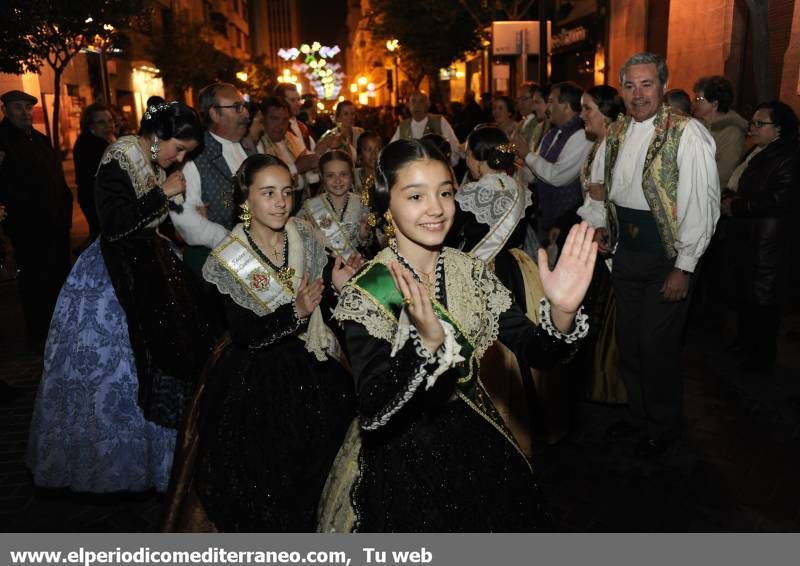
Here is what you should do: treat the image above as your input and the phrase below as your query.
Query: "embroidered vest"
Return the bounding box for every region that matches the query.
[604,104,689,258]
[534,114,585,228]
[397,114,443,139]
[193,131,254,230]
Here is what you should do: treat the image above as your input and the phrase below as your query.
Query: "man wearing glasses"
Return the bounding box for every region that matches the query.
[171,82,254,275]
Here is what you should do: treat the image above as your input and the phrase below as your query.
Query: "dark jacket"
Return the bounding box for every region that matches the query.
[0,117,72,241]
[728,137,799,305]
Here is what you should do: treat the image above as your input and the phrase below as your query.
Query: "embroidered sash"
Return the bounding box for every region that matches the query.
[210,233,295,314]
[303,195,360,260]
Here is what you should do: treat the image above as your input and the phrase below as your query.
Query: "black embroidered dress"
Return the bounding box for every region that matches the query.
[319,246,588,532]
[167,219,356,532]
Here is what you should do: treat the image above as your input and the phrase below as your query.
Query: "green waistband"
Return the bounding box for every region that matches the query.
[615,205,664,254]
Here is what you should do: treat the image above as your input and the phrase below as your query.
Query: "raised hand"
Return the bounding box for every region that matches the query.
[295,272,325,318]
[332,253,363,292]
[389,262,444,354]
[538,222,597,332]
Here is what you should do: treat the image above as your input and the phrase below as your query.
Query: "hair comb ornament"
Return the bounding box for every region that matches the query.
[142,101,179,122]
[496,143,517,155]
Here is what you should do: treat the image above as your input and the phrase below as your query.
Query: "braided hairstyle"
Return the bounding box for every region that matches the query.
[139,101,203,144]
[466,125,516,174]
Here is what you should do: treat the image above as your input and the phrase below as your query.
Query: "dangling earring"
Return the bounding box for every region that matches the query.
[239,203,252,229]
[383,210,396,248]
[150,137,160,162]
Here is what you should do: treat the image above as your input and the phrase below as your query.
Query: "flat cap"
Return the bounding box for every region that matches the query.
[1,90,38,105]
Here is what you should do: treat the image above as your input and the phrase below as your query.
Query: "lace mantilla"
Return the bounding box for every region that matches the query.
[443,249,512,361]
[537,298,590,344]
[456,172,532,229]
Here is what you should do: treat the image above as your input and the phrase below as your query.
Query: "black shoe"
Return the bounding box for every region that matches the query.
[633,436,676,460]
[606,419,642,439]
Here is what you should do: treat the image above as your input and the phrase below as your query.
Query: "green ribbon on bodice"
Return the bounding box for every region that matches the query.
[352,261,477,389]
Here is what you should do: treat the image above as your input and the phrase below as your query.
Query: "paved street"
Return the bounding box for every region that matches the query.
[1,165,799,531]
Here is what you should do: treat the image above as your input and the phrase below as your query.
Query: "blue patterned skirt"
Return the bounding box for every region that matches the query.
[26,240,176,493]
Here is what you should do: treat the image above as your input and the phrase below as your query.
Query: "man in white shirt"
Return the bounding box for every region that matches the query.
[594,53,720,458]
[274,82,315,153]
[257,96,340,213]
[390,92,463,166]
[171,83,253,273]
[515,82,548,151]
[520,82,593,246]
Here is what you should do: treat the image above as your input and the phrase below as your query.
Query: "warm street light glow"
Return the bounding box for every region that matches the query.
[357,76,368,86]
[367,83,375,91]
[317,102,325,110]
[386,39,399,52]
[350,83,358,93]
[236,71,248,82]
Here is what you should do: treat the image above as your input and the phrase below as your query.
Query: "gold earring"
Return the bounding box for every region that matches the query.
[383,210,396,247]
[239,203,252,229]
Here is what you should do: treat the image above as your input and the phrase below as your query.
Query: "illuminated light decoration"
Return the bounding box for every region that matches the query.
[357,76,368,86]
[236,71,248,82]
[317,102,325,110]
[277,42,344,101]
[367,83,375,91]
[338,96,345,102]
[350,84,358,93]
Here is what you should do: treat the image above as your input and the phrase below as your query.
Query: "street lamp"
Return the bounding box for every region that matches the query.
[385,39,400,106]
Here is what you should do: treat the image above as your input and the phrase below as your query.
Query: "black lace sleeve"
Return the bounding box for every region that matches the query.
[498,299,589,370]
[95,158,168,241]
[342,320,441,431]
[223,295,307,349]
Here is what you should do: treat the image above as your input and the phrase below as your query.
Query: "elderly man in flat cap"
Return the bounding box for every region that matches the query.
[0,90,73,352]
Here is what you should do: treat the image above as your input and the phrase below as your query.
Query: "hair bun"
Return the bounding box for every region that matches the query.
[487,143,517,171]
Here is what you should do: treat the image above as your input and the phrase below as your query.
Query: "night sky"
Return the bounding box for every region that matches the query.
[297,0,348,47]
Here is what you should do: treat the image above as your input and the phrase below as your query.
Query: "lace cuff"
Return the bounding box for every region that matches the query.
[537,297,589,344]
[362,311,463,431]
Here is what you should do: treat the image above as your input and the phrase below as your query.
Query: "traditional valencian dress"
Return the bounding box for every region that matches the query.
[296,191,371,260]
[26,136,215,493]
[317,245,588,532]
[163,218,356,532]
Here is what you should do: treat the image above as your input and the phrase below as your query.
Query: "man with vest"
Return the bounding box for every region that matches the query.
[593,53,719,458]
[390,92,463,166]
[171,82,253,275]
[522,81,593,246]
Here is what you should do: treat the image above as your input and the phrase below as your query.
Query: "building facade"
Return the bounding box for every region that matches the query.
[0,0,251,152]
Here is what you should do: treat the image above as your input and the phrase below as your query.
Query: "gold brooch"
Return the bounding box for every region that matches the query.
[318,214,333,229]
[250,270,271,290]
[276,267,296,293]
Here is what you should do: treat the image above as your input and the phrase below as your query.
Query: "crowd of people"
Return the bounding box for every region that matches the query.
[0,49,798,532]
